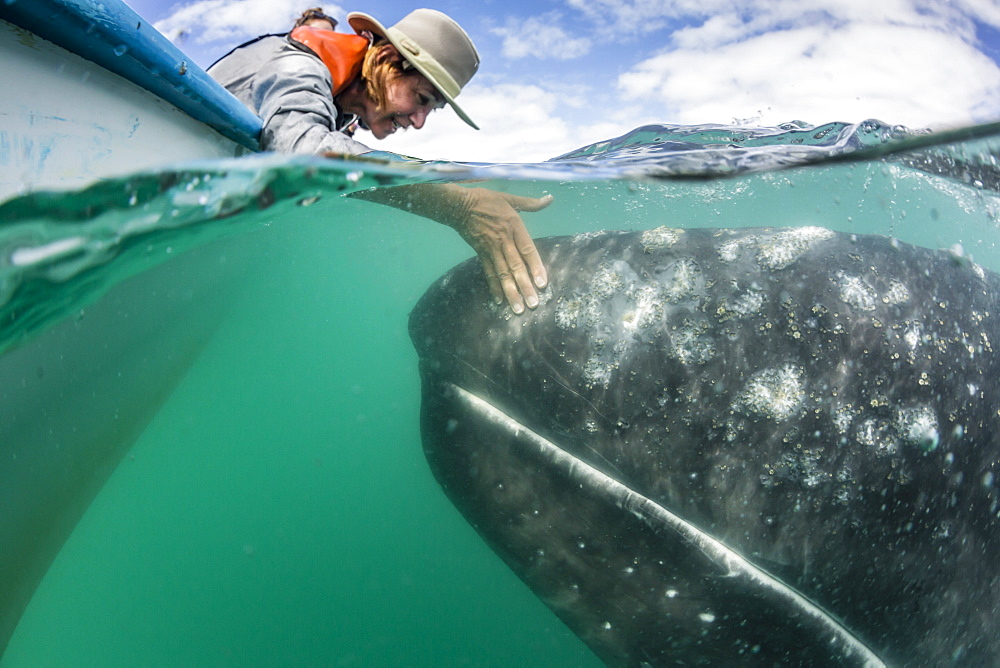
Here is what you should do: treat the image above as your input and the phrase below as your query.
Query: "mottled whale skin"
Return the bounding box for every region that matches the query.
[409,227,1000,666]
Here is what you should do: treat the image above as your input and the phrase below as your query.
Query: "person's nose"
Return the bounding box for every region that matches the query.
[409,108,428,130]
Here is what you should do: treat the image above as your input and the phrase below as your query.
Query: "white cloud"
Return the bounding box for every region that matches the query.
[955,0,1000,26]
[615,4,1000,129]
[566,0,733,35]
[568,0,998,43]
[369,83,612,163]
[491,14,591,60]
[154,0,344,45]
[670,13,746,50]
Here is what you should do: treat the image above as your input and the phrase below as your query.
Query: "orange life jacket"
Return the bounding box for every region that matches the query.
[289,27,368,97]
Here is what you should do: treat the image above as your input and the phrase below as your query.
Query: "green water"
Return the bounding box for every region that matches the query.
[2,126,1000,665]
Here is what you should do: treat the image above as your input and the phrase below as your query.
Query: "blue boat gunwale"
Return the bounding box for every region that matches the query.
[0,0,262,151]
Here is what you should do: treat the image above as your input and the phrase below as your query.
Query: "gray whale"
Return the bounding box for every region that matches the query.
[409,227,1000,666]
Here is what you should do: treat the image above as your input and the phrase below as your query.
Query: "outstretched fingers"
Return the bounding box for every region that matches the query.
[504,193,551,291]
[507,192,554,214]
[500,239,537,315]
[479,255,504,306]
[456,188,554,314]
[514,219,547,291]
[480,245,532,315]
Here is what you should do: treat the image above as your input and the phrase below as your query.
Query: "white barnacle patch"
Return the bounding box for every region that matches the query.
[832,405,855,434]
[738,365,805,421]
[717,234,758,264]
[833,486,852,506]
[730,289,765,317]
[554,260,634,331]
[488,301,515,320]
[591,262,626,300]
[583,357,615,387]
[668,320,716,365]
[555,296,586,330]
[624,284,664,332]
[573,230,612,242]
[903,322,923,350]
[798,450,830,488]
[640,226,682,253]
[763,449,831,490]
[756,227,835,270]
[662,257,703,302]
[897,406,940,452]
[557,258,673,387]
[883,279,910,305]
[583,297,606,329]
[856,418,899,457]
[835,273,877,312]
[972,262,986,282]
[932,520,953,541]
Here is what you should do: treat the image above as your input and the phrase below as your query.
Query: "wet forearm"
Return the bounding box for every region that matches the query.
[348,183,472,228]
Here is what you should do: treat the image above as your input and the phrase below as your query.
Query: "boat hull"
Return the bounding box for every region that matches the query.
[0,20,250,201]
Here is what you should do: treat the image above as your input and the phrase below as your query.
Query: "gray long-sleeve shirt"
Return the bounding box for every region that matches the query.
[208,35,373,155]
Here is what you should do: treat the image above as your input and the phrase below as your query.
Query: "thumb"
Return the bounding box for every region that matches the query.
[503,193,554,213]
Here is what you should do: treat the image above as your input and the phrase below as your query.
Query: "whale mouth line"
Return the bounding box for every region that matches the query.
[447,381,886,668]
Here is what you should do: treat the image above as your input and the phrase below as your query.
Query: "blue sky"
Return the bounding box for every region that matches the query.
[125,0,1000,162]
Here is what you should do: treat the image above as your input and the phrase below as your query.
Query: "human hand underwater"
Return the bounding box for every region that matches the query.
[442,186,553,314]
[350,182,553,314]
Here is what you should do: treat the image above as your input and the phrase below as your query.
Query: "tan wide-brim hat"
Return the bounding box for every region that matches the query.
[348,8,480,130]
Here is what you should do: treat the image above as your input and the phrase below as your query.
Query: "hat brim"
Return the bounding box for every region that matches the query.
[347,11,478,130]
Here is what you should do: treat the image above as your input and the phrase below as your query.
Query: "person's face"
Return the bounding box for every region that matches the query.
[363,72,445,140]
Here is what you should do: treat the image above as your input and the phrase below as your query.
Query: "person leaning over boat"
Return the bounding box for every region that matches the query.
[208,8,550,314]
[294,7,338,32]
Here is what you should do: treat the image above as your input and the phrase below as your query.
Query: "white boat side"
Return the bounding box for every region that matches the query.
[0,0,262,202]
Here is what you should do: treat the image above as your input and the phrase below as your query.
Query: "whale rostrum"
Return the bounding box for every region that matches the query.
[410,227,1000,666]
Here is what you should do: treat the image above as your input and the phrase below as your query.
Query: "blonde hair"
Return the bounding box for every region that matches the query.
[360,42,410,111]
